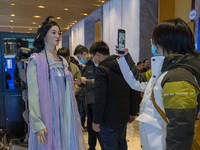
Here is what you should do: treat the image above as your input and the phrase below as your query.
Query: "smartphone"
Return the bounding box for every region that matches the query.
[118,29,125,54]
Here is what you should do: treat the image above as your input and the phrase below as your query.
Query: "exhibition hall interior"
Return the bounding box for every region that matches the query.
[0,0,200,150]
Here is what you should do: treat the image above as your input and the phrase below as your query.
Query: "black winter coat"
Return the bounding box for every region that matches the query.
[83,59,96,104]
[93,55,138,126]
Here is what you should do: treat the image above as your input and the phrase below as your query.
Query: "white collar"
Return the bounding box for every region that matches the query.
[151,56,165,81]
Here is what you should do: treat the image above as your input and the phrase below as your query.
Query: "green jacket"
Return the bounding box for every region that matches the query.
[68,62,81,95]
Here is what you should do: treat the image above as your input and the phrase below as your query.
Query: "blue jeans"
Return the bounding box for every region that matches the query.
[99,123,127,150]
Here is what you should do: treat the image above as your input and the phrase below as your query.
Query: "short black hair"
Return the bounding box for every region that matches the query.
[90,41,109,55]
[152,18,196,56]
[70,56,79,65]
[73,44,89,55]
[137,61,143,66]
[57,47,70,57]
[143,59,149,63]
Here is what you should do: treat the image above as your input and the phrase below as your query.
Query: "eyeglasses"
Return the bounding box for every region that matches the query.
[77,55,82,60]
[150,39,153,45]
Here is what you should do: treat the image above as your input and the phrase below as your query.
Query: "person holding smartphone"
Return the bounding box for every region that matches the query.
[116,18,200,150]
[74,45,105,150]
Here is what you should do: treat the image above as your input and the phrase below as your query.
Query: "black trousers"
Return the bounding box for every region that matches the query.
[87,104,104,150]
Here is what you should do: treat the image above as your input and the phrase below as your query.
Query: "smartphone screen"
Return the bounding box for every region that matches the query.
[118,29,125,54]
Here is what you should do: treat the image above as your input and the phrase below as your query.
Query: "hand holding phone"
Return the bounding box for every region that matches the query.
[115,44,129,57]
[118,29,125,54]
[74,79,81,85]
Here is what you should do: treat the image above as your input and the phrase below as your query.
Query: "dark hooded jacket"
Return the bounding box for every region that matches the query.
[81,59,96,104]
[93,55,138,126]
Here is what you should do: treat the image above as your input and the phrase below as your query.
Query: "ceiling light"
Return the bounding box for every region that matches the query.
[70,25,72,26]
[11,3,15,5]
[97,4,100,6]
[83,13,88,16]
[101,1,105,3]
[11,14,15,17]
[27,32,30,33]
[11,31,13,32]
[64,8,68,10]
[11,27,13,29]
[72,23,75,25]
[57,17,61,19]
[75,21,77,23]
[32,22,36,24]
[34,16,40,18]
[38,6,45,8]
[29,28,32,30]
[10,20,14,22]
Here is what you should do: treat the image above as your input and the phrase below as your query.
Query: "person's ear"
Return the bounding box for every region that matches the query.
[96,52,100,57]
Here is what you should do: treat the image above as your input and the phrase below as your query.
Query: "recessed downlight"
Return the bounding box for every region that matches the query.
[34,16,40,18]
[38,6,45,8]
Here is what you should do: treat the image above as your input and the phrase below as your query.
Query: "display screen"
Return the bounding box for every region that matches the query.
[118,31,125,51]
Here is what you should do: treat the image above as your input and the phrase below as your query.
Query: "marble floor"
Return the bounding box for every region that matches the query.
[83,120,142,150]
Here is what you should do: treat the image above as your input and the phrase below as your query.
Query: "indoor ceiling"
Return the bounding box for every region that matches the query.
[0,0,109,34]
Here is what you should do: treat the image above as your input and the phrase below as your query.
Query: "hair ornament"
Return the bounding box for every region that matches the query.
[38,25,42,28]
[49,18,56,22]
[37,33,41,39]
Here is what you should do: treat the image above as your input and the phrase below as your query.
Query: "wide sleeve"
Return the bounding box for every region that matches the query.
[117,53,150,92]
[27,59,46,134]
[93,67,107,124]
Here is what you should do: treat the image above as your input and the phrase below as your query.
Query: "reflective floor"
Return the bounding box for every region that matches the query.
[83,120,142,150]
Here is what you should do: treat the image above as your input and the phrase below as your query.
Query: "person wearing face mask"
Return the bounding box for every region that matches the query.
[57,47,81,112]
[57,47,81,95]
[115,18,200,150]
[74,45,105,150]
[92,41,139,150]
[27,16,85,150]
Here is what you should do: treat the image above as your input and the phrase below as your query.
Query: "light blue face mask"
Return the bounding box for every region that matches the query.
[93,55,98,67]
[151,45,163,57]
[79,58,87,64]
[93,60,98,67]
